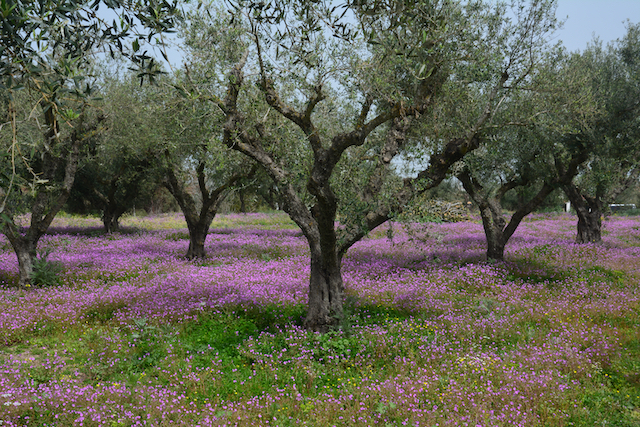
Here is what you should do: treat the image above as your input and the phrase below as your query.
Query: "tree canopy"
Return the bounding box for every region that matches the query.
[214,0,561,330]
[0,0,178,285]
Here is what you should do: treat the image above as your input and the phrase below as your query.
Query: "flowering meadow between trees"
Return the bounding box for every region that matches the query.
[0,212,639,426]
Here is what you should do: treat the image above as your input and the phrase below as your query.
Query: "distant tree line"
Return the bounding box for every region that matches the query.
[2,0,639,331]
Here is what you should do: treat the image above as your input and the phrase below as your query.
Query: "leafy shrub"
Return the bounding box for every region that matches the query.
[30,249,63,287]
[311,330,359,362]
[129,318,170,372]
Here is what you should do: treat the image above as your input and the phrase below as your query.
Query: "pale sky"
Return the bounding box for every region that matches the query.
[554,0,640,51]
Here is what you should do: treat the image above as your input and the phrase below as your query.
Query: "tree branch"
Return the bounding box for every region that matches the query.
[253,31,324,155]
[222,54,319,243]
[357,95,373,128]
[503,181,555,242]
[197,161,208,205]
[163,150,198,225]
[496,176,529,201]
[361,116,411,204]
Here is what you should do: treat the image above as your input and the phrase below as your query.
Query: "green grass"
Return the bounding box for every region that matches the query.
[3,292,640,425]
[569,335,640,426]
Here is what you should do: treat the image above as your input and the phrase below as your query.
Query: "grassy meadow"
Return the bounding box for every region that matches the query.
[0,212,639,426]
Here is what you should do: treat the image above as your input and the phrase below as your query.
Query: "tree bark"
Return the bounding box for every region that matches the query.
[459,171,509,261]
[459,170,558,261]
[102,213,118,234]
[185,219,210,259]
[15,242,36,287]
[576,208,602,244]
[563,182,603,244]
[305,238,344,332]
[102,205,126,233]
[163,157,253,259]
[4,233,37,286]
[479,205,507,261]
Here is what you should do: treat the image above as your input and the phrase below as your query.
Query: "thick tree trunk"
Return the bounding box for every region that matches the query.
[102,206,125,233]
[14,239,36,287]
[460,169,557,262]
[3,231,37,287]
[163,158,251,260]
[163,163,217,260]
[486,237,505,261]
[185,222,209,259]
[479,205,507,261]
[304,244,344,332]
[570,166,640,243]
[459,171,508,261]
[576,207,602,244]
[563,182,603,244]
[103,216,117,234]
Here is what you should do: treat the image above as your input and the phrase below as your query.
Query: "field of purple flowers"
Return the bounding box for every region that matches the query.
[0,212,639,426]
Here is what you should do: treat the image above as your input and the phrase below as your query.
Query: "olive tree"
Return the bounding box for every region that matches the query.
[0,0,177,286]
[458,129,584,261]
[159,86,256,259]
[66,67,164,232]
[455,45,599,260]
[197,0,560,331]
[142,8,264,260]
[559,26,640,243]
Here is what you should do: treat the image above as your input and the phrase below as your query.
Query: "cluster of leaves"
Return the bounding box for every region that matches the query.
[30,249,64,287]
[1,0,180,212]
[398,198,471,223]
[1,0,178,91]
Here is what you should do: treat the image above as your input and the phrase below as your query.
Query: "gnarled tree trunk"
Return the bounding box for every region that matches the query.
[479,204,507,261]
[305,238,344,332]
[459,170,558,262]
[561,166,640,244]
[102,206,126,233]
[563,182,603,244]
[576,208,602,243]
[459,170,512,261]
[185,218,212,259]
[164,157,252,259]
[164,165,221,260]
[5,235,37,286]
